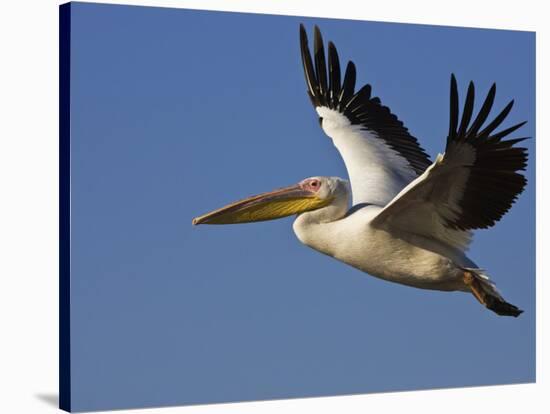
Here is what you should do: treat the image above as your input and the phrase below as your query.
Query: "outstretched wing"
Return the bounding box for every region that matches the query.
[371,74,528,251]
[299,25,432,206]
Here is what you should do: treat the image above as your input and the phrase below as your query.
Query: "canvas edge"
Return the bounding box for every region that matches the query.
[59,2,72,412]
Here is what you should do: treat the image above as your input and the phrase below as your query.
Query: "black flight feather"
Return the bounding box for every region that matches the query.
[299,24,431,176]
[445,75,528,231]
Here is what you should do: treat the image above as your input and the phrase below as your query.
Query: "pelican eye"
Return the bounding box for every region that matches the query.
[308,180,321,190]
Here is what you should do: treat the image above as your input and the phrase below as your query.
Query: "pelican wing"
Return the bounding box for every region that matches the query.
[299,25,432,206]
[371,75,528,251]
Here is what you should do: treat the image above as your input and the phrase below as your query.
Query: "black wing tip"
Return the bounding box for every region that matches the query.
[449,75,524,144]
[457,81,476,137]
[450,73,457,87]
[517,120,528,129]
[448,74,459,142]
[446,77,529,231]
[505,99,515,111]
[313,25,322,42]
[299,24,308,44]
[313,25,324,52]
[299,23,307,43]
[312,25,328,102]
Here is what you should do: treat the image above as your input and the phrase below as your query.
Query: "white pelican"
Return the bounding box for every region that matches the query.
[193,25,528,317]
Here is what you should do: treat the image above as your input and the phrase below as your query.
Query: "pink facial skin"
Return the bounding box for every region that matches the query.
[300,178,322,192]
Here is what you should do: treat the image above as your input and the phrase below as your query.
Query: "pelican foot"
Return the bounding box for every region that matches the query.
[463,271,523,317]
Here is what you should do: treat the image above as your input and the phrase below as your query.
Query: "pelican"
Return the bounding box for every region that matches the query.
[193,25,528,317]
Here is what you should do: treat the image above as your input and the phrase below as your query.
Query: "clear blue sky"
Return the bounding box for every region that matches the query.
[68,2,535,411]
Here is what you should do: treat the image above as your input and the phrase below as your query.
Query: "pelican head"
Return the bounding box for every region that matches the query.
[192,176,350,226]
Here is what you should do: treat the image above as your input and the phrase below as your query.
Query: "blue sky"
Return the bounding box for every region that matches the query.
[68,2,535,411]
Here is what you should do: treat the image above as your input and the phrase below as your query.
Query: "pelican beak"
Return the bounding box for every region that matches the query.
[192,183,329,225]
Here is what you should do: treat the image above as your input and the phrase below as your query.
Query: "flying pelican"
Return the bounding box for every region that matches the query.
[193,25,528,317]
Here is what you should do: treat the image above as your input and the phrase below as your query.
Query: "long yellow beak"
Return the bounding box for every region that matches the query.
[192,183,329,225]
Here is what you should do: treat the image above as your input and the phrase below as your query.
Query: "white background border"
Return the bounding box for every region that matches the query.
[0,0,546,412]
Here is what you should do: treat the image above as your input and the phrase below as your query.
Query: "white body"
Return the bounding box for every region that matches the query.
[294,205,474,292]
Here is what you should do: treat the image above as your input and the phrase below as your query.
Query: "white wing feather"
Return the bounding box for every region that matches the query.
[318,108,418,206]
[300,26,432,207]
[370,152,473,251]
